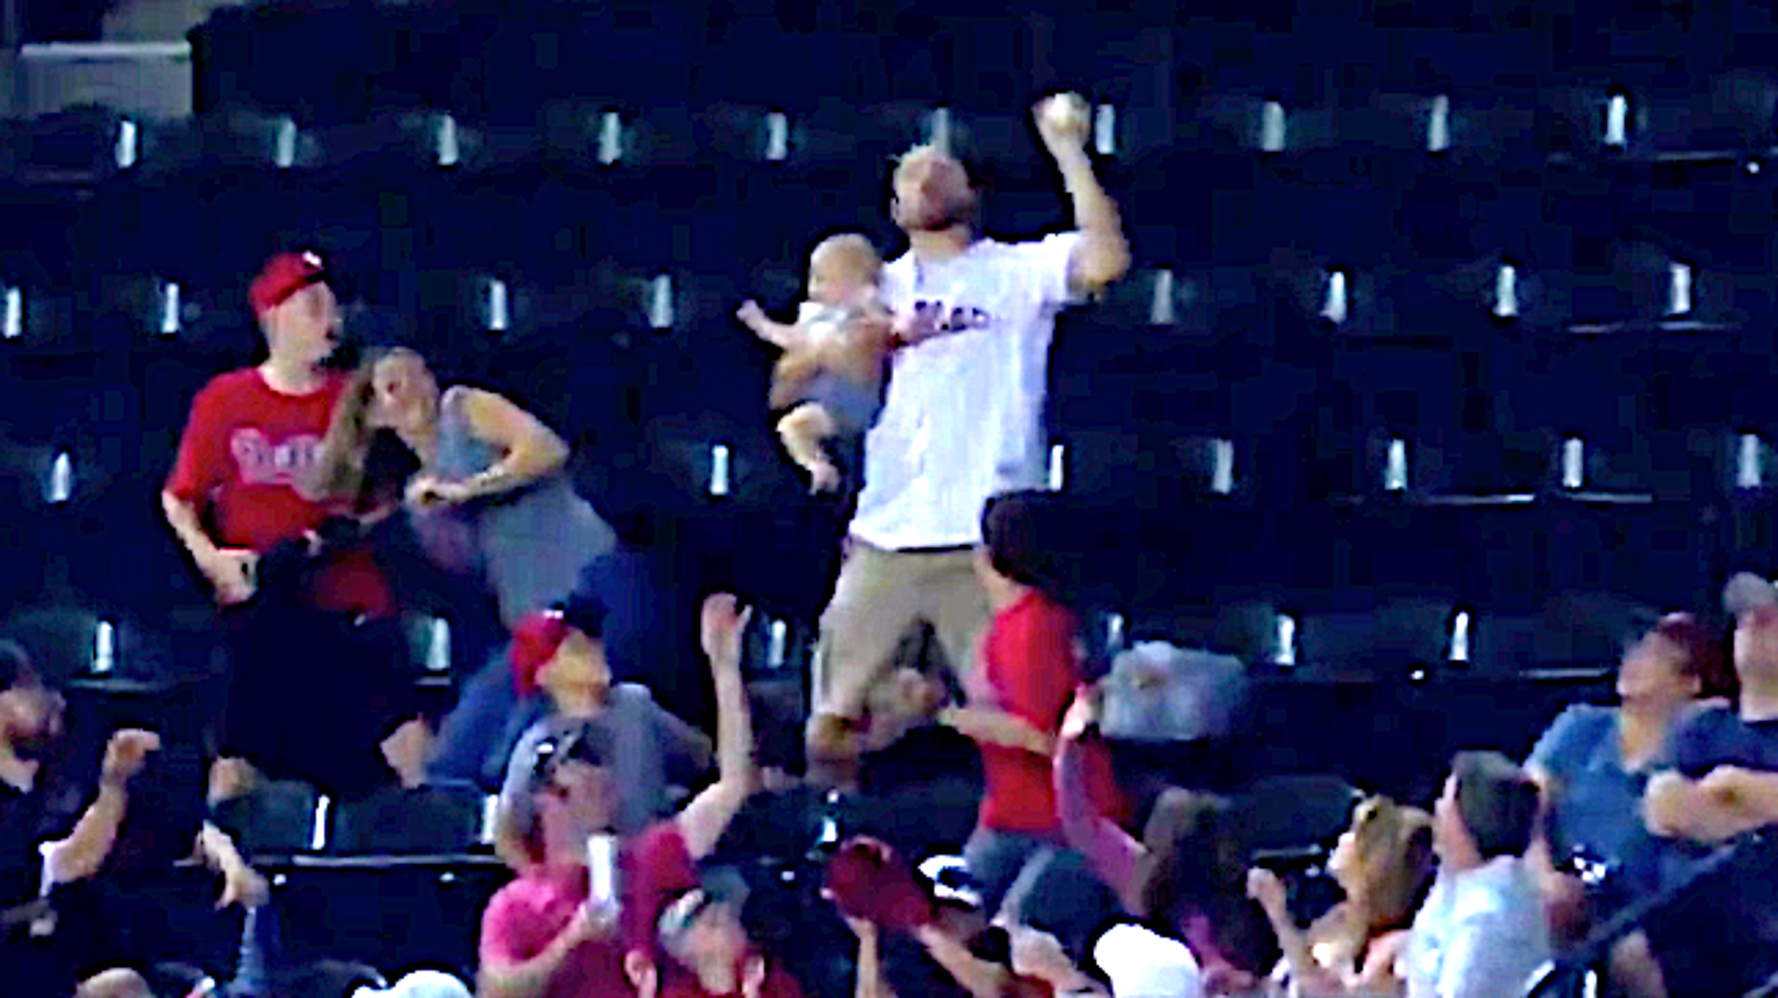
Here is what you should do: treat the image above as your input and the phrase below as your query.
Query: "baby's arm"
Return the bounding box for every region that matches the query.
[737,300,806,351]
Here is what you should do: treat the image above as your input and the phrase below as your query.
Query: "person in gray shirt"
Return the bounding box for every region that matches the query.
[1404,751,1549,998]
[492,596,710,868]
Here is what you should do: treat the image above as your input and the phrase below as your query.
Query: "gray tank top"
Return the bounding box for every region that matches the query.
[413,386,617,628]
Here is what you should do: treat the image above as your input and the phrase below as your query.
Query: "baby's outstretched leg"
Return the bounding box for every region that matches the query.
[777,403,842,492]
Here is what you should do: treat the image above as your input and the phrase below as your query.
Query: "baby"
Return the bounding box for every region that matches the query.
[738,233,899,492]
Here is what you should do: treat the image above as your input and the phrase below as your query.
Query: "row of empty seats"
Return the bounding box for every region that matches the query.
[20,81,1778,179]
[0,576,1698,691]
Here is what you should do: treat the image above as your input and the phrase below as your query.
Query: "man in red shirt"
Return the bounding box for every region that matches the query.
[940,491,1120,919]
[477,594,758,998]
[160,252,428,803]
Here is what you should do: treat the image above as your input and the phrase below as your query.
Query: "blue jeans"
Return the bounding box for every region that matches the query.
[964,828,1060,921]
[426,547,670,787]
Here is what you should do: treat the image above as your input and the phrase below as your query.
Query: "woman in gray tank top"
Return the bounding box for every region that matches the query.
[311,347,621,783]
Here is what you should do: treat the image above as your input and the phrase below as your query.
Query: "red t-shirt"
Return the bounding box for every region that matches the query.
[978,591,1122,834]
[164,368,391,616]
[478,865,632,998]
[620,819,701,956]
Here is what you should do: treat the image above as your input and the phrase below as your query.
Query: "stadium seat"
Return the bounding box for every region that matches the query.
[212,781,325,860]
[327,784,487,856]
[1295,599,1455,681]
[1237,774,1362,858]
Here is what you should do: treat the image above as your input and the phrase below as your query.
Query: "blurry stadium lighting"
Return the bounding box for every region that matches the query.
[1211,439,1235,495]
[115,118,138,170]
[1668,262,1693,317]
[648,274,674,329]
[311,796,331,852]
[274,117,298,169]
[1275,614,1297,667]
[709,444,731,497]
[927,107,953,155]
[1427,95,1451,153]
[1604,93,1629,148]
[1094,104,1116,156]
[1450,611,1471,662]
[1321,270,1348,324]
[598,112,623,165]
[93,619,116,674]
[1149,270,1176,325]
[160,282,181,335]
[426,617,452,672]
[1738,435,1764,490]
[1562,438,1585,490]
[1048,443,1065,492]
[4,286,23,340]
[1494,265,1519,318]
[768,619,788,668]
[48,451,73,505]
[436,113,460,167]
[764,112,789,162]
[480,795,498,845]
[1261,101,1287,152]
[487,279,510,332]
[1384,438,1408,492]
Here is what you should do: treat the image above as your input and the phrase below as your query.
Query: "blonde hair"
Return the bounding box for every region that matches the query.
[305,346,426,504]
[810,233,882,281]
[1345,795,1435,933]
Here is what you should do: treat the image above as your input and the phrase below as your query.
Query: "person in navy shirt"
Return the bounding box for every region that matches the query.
[1624,573,1778,998]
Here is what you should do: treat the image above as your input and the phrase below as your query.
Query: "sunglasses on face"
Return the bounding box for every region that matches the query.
[528,727,611,795]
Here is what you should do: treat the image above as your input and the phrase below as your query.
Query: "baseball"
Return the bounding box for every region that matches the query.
[1042,93,1091,132]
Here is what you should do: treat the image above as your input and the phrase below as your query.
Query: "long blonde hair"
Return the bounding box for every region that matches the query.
[305,346,425,505]
[1343,795,1435,935]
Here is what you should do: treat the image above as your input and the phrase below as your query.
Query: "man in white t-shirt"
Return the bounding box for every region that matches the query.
[806,92,1131,782]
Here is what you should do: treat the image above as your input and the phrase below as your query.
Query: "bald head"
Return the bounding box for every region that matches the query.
[891,145,977,235]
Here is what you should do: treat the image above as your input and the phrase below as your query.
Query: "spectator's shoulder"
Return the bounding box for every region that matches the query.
[1672,700,1739,745]
[190,368,258,406]
[608,682,656,711]
[484,872,549,919]
[1552,702,1616,737]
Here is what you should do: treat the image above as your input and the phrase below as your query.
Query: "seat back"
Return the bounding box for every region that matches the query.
[212,780,323,859]
[328,784,484,856]
[1236,773,1363,856]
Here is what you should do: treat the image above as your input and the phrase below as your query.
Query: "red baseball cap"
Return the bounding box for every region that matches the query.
[510,610,572,696]
[249,251,327,316]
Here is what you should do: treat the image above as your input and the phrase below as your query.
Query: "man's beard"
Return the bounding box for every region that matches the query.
[900,198,974,234]
[10,729,57,763]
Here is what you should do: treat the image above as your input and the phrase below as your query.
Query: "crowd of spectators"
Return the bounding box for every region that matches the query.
[5,89,1778,998]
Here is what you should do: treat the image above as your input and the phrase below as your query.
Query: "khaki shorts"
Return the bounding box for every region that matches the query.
[810,538,991,722]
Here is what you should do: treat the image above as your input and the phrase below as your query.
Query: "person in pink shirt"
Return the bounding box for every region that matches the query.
[477,594,756,998]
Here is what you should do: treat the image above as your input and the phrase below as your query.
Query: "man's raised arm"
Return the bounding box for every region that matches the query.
[674,593,756,861]
[1034,93,1131,298]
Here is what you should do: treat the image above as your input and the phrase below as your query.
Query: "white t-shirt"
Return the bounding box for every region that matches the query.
[1405,856,1550,998]
[850,232,1082,550]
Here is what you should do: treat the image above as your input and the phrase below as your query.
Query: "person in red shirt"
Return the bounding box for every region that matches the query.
[940,491,1122,920]
[478,594,758,998]
[160,252,429,804]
